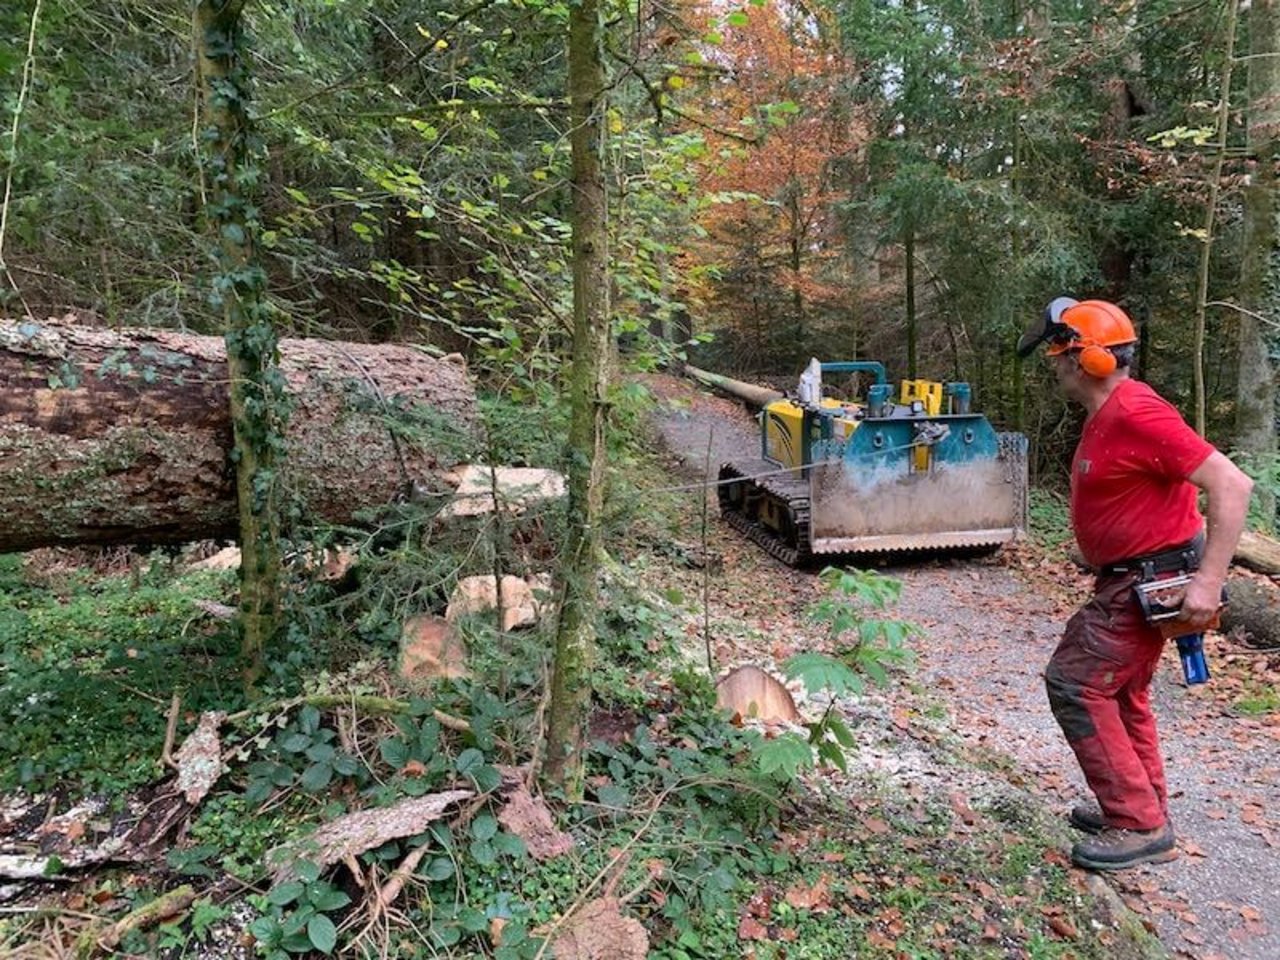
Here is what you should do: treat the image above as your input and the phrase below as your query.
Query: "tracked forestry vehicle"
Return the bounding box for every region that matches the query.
[718,360,1028,565]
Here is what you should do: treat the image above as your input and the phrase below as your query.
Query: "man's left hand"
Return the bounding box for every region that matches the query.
[1178,572,1225,630]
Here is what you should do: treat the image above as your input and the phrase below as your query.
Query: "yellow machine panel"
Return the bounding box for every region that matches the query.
[898,379,944,415]
[763,398,858,469]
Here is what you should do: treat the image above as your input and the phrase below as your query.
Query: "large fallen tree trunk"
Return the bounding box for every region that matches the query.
[1234,529,1280,576]
[1221,575,1280,649]
[683,363,783,409]
[0,318,476,552]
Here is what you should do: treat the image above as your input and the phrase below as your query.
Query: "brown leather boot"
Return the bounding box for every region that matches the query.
[1068,804,1106,834]
[1071,824,1177,871]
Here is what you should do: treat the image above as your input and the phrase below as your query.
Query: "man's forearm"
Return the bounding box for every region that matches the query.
[1197,467,1254,585]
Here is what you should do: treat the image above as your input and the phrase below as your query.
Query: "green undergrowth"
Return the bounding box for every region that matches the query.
[0,553,244,793]
[1027,488,1073,557]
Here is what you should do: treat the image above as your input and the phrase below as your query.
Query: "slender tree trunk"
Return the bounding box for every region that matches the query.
[904,219,917,378]
[543,0,609,799]
[1192,0,1241,435]
[790,190,804,345]
[195,0,285,691]
[1238,0,1279,529]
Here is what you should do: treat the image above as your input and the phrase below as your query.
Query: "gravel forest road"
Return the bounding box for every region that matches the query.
[645,372,1280,960]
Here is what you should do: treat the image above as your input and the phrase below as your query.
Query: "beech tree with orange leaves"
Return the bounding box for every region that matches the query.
[678,2,871,371]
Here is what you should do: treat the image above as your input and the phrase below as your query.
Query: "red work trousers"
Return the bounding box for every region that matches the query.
[1044,574,1168,831]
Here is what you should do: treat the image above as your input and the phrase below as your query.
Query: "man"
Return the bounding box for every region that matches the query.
[1017,297,1253,870]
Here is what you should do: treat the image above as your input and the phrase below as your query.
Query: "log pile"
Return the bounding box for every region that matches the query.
[0,318,477,551]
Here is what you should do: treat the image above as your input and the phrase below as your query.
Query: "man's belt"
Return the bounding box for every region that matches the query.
[1099,531,1205,579]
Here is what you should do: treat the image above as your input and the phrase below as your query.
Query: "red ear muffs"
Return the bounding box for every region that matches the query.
[1078,341,1116,377]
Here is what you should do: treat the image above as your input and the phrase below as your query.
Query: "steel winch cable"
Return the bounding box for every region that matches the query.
[645,434,937,495]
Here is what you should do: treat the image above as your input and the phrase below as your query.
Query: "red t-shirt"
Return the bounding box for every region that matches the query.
[1070,379,1214,567]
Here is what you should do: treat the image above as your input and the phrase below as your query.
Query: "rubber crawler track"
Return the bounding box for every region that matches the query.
[717,460,812,566]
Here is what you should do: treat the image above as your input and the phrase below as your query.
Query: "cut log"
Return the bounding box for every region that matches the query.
[0,318,477,552]
[1221,575,1280,648]
[683,364,783,409]
[1234,530,1280,576]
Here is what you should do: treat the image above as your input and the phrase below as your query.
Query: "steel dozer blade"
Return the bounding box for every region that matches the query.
[808,423,1027,557]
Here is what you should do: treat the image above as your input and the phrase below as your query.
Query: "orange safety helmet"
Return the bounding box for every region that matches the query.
[1017,297,1137,377]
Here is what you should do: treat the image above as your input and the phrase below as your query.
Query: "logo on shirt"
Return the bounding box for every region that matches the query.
[1077,459,1092,474]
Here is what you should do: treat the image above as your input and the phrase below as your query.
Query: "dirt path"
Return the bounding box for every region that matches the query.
[644,372,1280,960]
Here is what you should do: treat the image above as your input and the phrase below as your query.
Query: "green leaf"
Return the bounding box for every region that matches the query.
[305,742,337,763]
[425,856,455,881]
[816,738,848,772]
[267,881,305,906]
[332,754,360,777]
[469,838,497,866]
[248,917,280,945]
[455,748,485,776]
[597,783,630,809]
[310,887,352,912]
[471,814,499,841]
[280,733,312,753]
[727,11,750,27]
[472,764,503,792]
[307,914,338,954]
[300,762,334,792]
[826,714,856,748]
[754,734,813,779]
[492,831,527,859]
[783,652,863,698]
[298,706,321,735]
[380,738,409,769]
[296,860,322,884]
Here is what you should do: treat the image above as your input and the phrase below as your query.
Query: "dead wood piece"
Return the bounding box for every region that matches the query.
[376,844,430,909]
[547,897,649,960]
[269,790,473,883]
[715,665,800,723]
[1235,530,1280,575]
[446,574,548,630]
[438,465,566,519]
[1221,575,1280,648]
[0,854,63,881]
[120,790,192,853]
[192,598,237,620]
[191,547,241,571]
[400,615,469,681]
[172,711,227,804]
[496,785,574,861]
[74,884,196,959]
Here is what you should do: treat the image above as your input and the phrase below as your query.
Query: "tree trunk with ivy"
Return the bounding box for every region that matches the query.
[1237,0,1279,529]
[0,320,476,552]
[542,0,609,800]
[195,0,283,688]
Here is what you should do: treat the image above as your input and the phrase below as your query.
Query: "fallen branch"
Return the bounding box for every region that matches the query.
[0,854,68,881]
[376,843,431,910]
[268,790,473,883]
[192,599,237,620]
[160,691,182,770]
[74,885,196,959]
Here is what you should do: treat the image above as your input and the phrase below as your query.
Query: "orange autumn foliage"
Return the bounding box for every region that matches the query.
[675,2,872,361]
